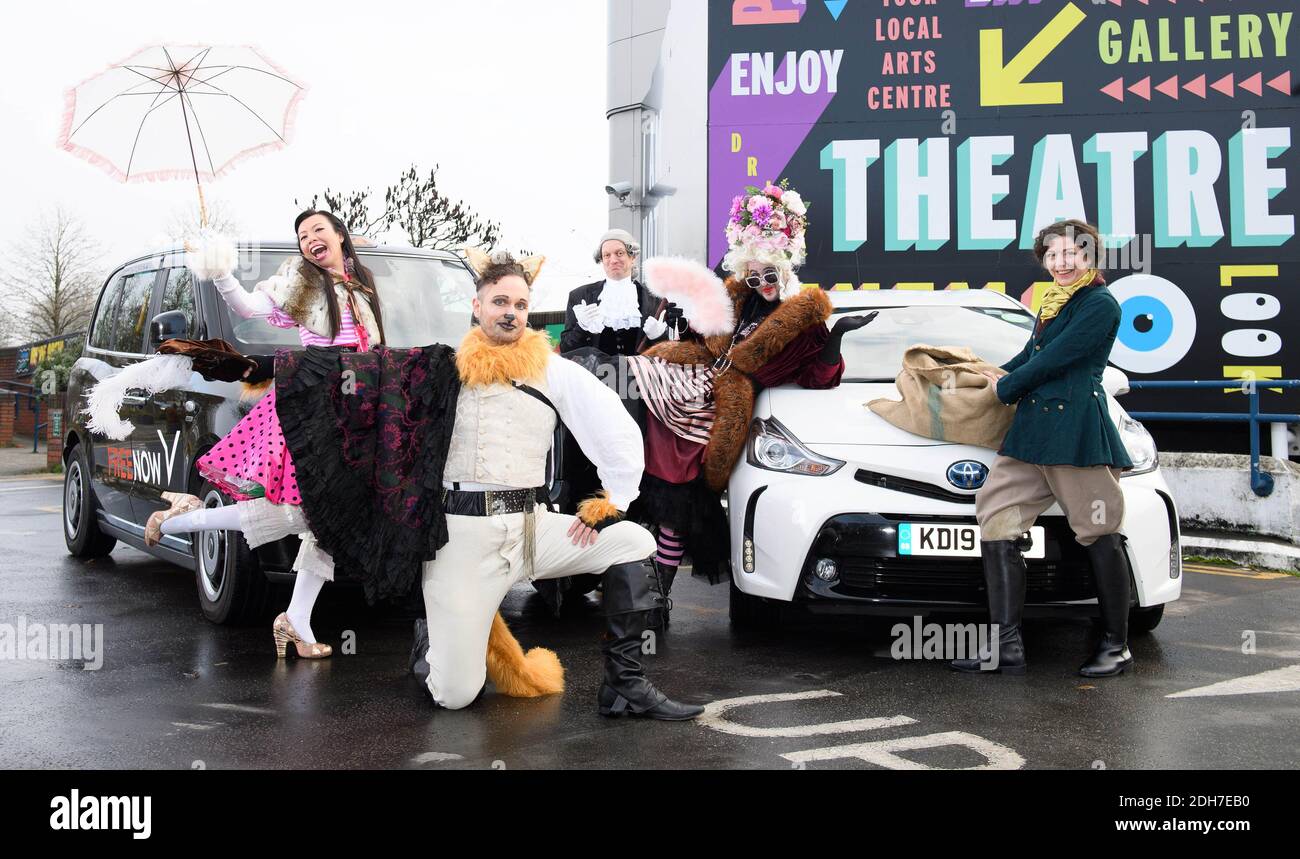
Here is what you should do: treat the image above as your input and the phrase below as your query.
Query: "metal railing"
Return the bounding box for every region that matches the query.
[0,381,46,454]
[1127,379,1300,497]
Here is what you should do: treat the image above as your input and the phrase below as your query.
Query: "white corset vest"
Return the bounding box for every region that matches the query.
[443,380,557,488]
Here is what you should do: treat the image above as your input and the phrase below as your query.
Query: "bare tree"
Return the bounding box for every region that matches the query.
[0,307,22,347]
[299,164,501,250]
[4,208,104,342]
[294,187,388,238]
[165,196,242,243]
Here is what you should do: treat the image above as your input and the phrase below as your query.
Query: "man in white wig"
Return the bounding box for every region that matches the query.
[560,228,686,356]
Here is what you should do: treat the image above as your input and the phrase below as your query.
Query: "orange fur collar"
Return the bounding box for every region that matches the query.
[456,327,552,387]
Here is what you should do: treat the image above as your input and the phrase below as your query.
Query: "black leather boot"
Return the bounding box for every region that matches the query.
[649,559,677,628]
[407,618,440,707]
[409,618,429,675]
[598,558,703,720]
[1079,533,1134,677]
[950,540,1027,675]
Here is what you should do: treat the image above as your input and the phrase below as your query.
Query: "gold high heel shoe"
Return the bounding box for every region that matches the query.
[143,492,203,547]
[272,613,332,659]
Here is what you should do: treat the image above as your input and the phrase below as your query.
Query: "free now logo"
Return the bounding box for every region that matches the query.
[106,432,182,486]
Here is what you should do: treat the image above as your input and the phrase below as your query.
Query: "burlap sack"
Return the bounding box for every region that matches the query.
[866,344,1016,449]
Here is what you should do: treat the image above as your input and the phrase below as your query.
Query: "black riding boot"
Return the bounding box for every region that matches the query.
[598,558,703,720]
[408,618,438,706]
[950,540,1027,675]
[1079,533,1134,677]
[649,559,677,628]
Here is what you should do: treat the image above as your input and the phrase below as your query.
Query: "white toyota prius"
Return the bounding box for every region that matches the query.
[727,289,1182,633]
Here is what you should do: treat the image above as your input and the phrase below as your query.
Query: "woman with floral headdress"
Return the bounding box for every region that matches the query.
[627,182,876,613]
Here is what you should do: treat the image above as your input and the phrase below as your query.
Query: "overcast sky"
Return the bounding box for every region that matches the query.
[1,0,610,311]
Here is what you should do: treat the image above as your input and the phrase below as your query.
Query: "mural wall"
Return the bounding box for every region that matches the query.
[709,0,1296,427]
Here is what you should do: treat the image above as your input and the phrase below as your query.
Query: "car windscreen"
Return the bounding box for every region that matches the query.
[224,252,476,350]
[835,304,1036,382]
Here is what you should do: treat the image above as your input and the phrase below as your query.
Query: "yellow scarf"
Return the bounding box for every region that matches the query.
[1037,268,1099,324]
[456,326,552,387]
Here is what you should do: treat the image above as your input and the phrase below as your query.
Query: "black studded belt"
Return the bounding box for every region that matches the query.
[442,487,544,517]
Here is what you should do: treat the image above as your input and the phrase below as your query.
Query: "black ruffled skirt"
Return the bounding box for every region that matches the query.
[631,473,730,584]
[275,345,461,606]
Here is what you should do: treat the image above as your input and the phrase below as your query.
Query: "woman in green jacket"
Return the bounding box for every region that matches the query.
[952,219,1135,678]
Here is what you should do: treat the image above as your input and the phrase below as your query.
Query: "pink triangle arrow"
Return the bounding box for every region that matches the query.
[1211,73,1235,97]
[1184,74,1207,98]
[1240,72,1263,96]
[1155,75,1179,99]
[1101,78,1126,101]
[1128,77,1152,100]
[1268,71,1291,94]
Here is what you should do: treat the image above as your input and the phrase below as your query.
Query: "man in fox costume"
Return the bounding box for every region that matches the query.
[273,248,703,720]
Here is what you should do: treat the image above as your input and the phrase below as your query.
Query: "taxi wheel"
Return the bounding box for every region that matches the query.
[63,442,116,559]
[192,477,270,625]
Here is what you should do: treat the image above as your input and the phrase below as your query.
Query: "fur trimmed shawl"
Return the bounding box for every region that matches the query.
[258,258,383,344]
[643,278,833,490]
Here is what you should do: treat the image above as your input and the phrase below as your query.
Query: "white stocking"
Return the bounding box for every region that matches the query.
[160,504,243,535]
[286,570,326,645]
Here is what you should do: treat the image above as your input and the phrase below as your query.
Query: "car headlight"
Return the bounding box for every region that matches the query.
[1118,414,1158,476]
[747,417,844,476]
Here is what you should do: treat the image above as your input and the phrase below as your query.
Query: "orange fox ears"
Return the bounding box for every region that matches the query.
[463,248,546,285]
[464,247,493,277]
[518,255,546,285]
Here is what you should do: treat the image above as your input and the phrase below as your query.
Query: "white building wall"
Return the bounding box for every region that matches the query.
[607,0,706,263]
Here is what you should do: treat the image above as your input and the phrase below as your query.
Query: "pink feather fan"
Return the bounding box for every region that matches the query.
[643,257,735,337]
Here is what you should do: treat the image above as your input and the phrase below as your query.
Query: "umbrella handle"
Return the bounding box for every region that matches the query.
[196,182,208,230]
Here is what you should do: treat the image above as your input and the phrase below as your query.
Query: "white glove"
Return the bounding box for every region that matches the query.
[642,312,668,340]
[574,301,605,334]
[185,233,237,281]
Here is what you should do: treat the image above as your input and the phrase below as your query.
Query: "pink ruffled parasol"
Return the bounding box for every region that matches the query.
[58,44,308,225]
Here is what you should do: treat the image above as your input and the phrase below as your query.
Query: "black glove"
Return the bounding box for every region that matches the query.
[663,301,688,335]
[820,312,879,365]
[242,354,276,384]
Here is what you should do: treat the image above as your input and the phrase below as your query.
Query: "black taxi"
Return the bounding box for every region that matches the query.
[62,242,479,623]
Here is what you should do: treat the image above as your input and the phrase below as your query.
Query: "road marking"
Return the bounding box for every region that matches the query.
[412,752,464,765]
[1167,665,1300,699]
[36,506,61,513]
[1183,564,1292,580]
[783,731,1026,771]
[699,691,917,738]
[202,703,277,715]
[0,484,61,493]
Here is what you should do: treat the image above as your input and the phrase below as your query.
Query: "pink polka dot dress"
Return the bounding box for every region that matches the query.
[196,302,367,503]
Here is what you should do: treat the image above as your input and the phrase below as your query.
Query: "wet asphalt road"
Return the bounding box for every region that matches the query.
[2,474,1298,770]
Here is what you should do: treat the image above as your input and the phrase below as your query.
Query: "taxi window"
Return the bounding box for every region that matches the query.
[222,253,476,350]
[106,270,158,354]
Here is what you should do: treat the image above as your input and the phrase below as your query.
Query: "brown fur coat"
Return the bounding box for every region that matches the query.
[643,278,833,491]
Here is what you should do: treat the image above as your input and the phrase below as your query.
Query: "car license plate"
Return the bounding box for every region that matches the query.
[897,523,1046,559]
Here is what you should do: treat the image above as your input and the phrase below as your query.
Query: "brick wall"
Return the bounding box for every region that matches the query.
[47,408,64,470]
[0,398,13,448]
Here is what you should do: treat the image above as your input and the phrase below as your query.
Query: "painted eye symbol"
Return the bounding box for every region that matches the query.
[1108,274,1197,374]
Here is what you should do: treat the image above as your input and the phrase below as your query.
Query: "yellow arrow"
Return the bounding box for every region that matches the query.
[980,2,1087,107]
